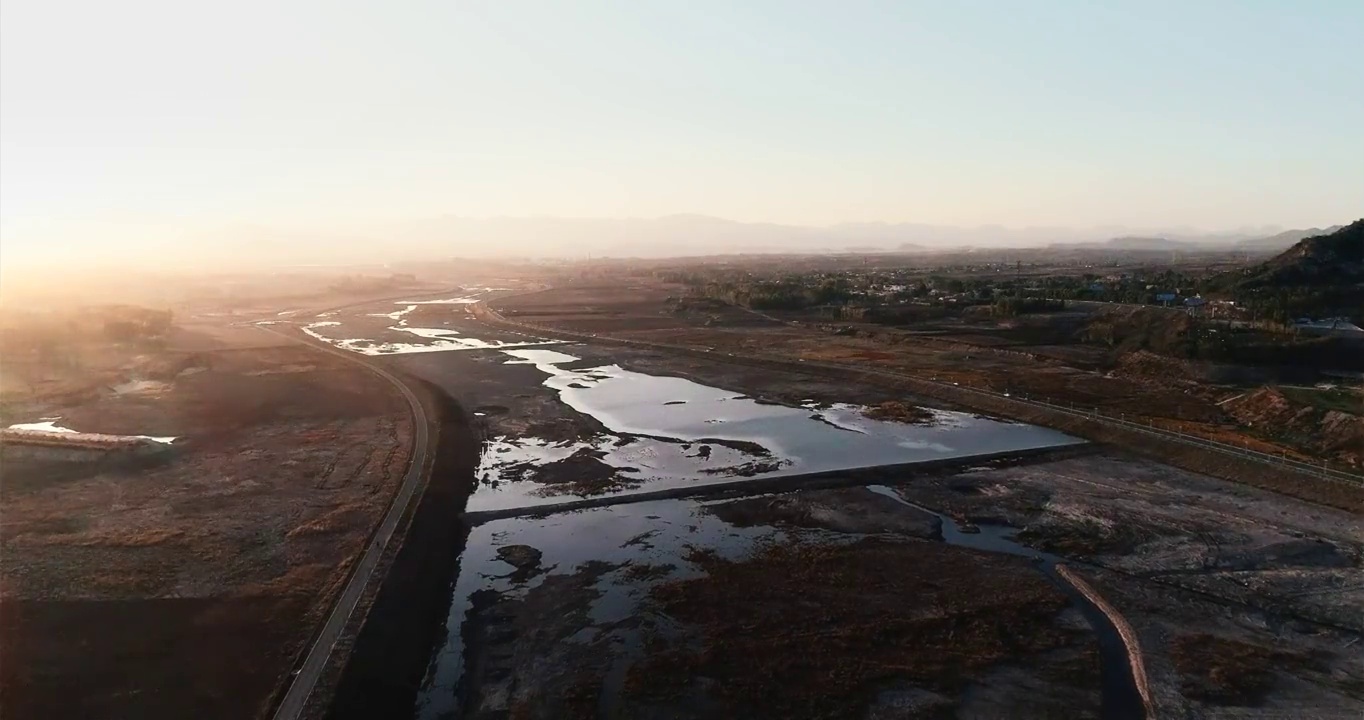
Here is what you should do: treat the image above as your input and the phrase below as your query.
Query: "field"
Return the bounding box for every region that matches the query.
[0,318,412,719]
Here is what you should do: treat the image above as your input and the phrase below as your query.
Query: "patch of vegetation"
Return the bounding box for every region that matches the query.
[865,400,934,424]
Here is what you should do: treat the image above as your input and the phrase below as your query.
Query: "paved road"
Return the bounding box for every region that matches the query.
[258,323,432,720]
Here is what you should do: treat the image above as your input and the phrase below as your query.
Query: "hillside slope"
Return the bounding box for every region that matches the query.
[1223,220,1363,289]
[1205,221,1363,318]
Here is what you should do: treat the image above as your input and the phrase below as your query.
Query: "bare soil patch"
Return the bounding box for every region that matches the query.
[1223,386,1364,468]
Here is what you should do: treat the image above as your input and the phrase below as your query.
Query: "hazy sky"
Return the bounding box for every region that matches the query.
[3,0,1362,264]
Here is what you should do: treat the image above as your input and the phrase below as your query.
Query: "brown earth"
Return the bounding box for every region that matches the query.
[0,326,412,719]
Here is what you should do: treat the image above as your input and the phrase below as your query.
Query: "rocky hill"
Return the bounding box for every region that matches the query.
[1220,220,1363,290]
[1204,221,1363,320]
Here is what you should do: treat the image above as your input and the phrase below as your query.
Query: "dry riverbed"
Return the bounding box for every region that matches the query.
[296,297,1361,719]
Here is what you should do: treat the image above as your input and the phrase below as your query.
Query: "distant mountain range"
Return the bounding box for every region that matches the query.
[1100,237,1195,251]
[10,215,1348,276]
[1233,226,1345,252]
[1058,229,1346,253]
[371,214,1342,259]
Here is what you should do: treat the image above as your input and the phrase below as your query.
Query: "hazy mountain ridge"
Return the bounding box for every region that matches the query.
[381,215,1335,259]
[7,216,1346,275]
[1234,226,1345,252]
[1099,237,1198,251]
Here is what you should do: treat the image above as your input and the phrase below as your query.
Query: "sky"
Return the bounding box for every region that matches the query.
[2,0,1362,266]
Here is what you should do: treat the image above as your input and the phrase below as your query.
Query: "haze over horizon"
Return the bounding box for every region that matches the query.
[3,1,1362,270]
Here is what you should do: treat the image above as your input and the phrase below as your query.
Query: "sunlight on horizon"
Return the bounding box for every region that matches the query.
[3,1,1362,270]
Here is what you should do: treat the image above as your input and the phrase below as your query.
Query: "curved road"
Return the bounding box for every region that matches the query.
[257,323,432,720]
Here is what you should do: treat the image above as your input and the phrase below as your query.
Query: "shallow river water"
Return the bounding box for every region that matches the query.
[470,348,1082,511]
